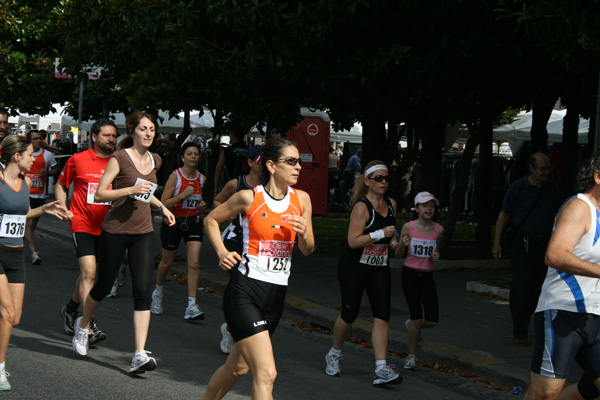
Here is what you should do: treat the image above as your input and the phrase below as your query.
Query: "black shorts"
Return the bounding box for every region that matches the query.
[401,266,439,322]
[29,198,45,221]
[337,254,391,323]
[0,245,25,283]
[160,219,203,251]
[531,310,600,379]
[223,269,287,342]
[72,232,100,258]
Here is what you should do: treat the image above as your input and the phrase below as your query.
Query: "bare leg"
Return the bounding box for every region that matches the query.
[332,315,352,350]
[79,294,101,329]
[371,318,389,361]
[133,310,150,353]
[76,256,97,309]
[156,249,176,287]
[524,371,566,400]
[185,241,202,298]
[0,277,24,363]
[24,219,37,255]
[203,331,276,400]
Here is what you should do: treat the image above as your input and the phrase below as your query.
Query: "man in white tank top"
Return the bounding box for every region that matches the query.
[525,151,600,400]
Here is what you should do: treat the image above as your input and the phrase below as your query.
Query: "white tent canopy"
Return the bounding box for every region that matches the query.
[493,109,590,154]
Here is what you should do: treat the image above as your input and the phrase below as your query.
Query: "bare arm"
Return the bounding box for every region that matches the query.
[432,224,445,261]
[492,211,510,260]
[213,178,238,208]
[160,173,184,209]
[545,197,600,277]
[347,202,396,249]
[289,190,315,256]
[94,157,154,202]
[55,182,68,209]
[395,223,411,258]
[204,190,253,270]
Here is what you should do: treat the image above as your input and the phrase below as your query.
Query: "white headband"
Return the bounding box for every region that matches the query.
[364,164,388,177]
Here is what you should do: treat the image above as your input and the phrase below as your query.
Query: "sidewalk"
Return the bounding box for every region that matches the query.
[35,213,584,389]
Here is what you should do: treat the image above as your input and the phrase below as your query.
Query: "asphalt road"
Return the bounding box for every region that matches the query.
[4,217,521,399]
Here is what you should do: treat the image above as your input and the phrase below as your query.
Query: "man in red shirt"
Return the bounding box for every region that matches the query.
[24,130,58,264]
[55,119,117,344]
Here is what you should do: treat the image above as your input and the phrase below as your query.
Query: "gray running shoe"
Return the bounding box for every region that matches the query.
[31,252,41,265]
[373,365,402,386]
[184,304,205,320]
[61,305,77,335]
[150,292,163,315]
[0,369,10,391]
[325,353,343,377]
[404,357,417,371]
[88,317,107,345]
[220,323,234,354]
[106,283,118,298]
[116,268,126,287]
[72,317,89,356]
[130,350,156,374]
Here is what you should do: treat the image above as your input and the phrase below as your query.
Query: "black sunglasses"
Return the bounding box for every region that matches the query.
[278,157,301,166]
[369,175,390,183]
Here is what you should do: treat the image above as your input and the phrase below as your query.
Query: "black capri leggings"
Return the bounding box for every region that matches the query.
[401,265,439,322]
[90,230,154,311]
[338,257,391,323]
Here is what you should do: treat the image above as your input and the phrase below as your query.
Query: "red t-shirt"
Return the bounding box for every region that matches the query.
[58,148,112,235]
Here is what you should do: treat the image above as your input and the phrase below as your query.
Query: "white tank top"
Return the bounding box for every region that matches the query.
[536,194,600,315]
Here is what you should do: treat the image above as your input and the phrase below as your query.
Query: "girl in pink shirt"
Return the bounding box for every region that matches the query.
[396,191,444,371]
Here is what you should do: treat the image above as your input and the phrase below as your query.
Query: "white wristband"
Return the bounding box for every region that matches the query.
[369,229,385,241]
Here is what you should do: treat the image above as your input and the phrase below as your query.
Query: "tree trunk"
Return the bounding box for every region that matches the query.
[530,94,558,153]
[474,112,494,253]
[415,120,445,195]
[439,133,480,254]
[361,114,387,165]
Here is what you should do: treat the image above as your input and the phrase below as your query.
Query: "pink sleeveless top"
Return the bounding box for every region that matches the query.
[404,221,440,271]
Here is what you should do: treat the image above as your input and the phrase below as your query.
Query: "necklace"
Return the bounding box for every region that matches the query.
[587,193,600,211]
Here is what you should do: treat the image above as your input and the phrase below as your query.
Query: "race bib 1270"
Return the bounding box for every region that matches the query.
[182,194,202,209]
[257,240,293,273]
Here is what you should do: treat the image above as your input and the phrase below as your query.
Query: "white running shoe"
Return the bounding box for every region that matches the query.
[220,323,234,354]
[373,365,402,386]
[0,369,10,391]
[404,356,417,370]
[325,353,343,377]
[130,350,157,374]
[72,317,89,356]
[150,292,163,315]
[184,304,205,320]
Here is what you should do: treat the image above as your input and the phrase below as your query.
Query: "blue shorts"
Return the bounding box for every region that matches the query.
[531,310,600,379]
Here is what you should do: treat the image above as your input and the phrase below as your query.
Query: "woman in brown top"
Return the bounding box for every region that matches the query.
[71,111,175,374]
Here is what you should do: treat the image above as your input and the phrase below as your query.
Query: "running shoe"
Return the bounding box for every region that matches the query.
[325,353,343,377]
[220,323,234,354]
[130,350,157,374]
[150,292,163,315]
[72,317,89,356]
[184,304,205,320]
[405,319,424,348]
[373,365,402,386]
[106,283,118,298]
[404,356,417,371]
[61,305,77,335]
[88,317,107,345]
[31,252,41,265]
[0,369,10,391]
[116,268,126,287]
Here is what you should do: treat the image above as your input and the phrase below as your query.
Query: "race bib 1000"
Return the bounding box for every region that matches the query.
[257,240,293,273]
[360,244,388,266]
[129,178,157,203]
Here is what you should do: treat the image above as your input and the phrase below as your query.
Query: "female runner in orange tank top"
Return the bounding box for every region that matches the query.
[202,137,314,400]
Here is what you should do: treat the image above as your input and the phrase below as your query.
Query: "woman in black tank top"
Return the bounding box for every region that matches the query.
[325,160,403,386]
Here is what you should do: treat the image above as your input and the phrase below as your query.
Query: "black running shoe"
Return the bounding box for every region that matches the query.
[88,317,107,345]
